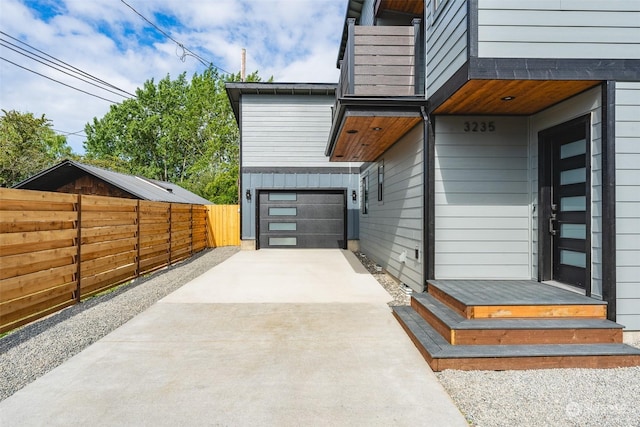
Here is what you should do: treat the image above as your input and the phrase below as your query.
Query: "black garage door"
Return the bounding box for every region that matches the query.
[258,190,346,249]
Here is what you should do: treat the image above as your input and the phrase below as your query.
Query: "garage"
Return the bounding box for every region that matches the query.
[257,190,346,249]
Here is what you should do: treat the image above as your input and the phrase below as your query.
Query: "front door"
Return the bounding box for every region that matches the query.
[539,116,591,291]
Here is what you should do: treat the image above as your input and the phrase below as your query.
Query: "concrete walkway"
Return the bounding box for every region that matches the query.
[0,250,467,426]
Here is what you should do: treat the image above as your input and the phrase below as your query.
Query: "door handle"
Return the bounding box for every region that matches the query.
[549,214,557,236]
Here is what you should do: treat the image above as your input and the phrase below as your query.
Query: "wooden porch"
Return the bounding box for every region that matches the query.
[393,280,640,371]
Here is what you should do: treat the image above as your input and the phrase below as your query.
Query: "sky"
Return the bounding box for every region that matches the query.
[0,0,347,154]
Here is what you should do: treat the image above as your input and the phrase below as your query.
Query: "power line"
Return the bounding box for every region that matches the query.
[120,0,232,74]
[0,39,134,100]
[52,128,86,136]
[0,31,136,98]
[1,57,121,104]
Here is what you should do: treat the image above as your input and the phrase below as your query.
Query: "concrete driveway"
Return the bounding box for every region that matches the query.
[0,249,467,426]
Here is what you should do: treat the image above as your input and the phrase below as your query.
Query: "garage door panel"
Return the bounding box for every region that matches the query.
[258,190,346,249]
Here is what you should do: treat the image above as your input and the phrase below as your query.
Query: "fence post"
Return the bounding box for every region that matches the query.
[75,194,82,303]
[136,200,141,278]
[168,203,172,266]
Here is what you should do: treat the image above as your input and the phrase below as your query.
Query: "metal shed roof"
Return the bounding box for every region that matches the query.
[13,160,213,205]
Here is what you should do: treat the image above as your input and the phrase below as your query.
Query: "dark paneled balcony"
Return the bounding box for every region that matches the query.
[327,18,425,162]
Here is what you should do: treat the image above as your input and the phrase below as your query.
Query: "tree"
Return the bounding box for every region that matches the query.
[0,110,73,187]
[84,67,265,203]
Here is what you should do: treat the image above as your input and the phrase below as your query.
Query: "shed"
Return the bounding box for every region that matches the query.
[13,159,212,205]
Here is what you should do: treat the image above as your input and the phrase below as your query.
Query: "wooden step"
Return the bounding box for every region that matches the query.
[412,293,623,345]
[393,306,640,371]
[427,280,607,319]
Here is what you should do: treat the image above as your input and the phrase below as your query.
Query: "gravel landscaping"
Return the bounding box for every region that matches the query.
[0,246,239,402]
[355,252,640,427]
[2,247,639,427]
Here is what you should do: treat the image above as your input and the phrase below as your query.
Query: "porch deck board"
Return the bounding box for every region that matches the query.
[393,306,640,360]
[428,280,605,306]
[413,292,621,331]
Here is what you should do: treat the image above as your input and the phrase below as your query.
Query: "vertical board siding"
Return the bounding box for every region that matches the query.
[241,95,336,168]
[616,82,640,330]
[434,116,530,279]
[241,172,360,240]
[359,124,424,291]
[477,0,640,59]
[530,87,603,297]
[426,0,468,97]
[360,0,376,25]
[207,205,240,247]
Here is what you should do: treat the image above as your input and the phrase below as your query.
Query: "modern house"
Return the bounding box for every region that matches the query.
[226,83,361,250]
[13,159,212,204]
[229,0,640,369]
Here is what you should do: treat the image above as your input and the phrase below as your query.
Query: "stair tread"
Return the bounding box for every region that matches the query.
[427,279,606,306]
[393,306,640,359]
[413,292,624,330]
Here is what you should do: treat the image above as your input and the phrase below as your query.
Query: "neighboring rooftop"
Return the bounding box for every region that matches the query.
[13,159,213,205]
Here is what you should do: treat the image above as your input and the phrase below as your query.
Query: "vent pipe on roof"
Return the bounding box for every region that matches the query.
[241,48,246,82]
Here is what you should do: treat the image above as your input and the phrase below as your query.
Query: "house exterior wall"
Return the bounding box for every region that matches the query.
[477,0,640,59]
[615,82,640,330]
[56,174,135,199]
[426,0,468,97]
[360,0,376,25]
[359,124,424,291]
[239,93,360,242]
[529,87,603,298]
[241,95,337,168]
[434,116,529,279]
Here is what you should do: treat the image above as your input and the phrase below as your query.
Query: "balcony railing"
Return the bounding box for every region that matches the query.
[338,18,424,99]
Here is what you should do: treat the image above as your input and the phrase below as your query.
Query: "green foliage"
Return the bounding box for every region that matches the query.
[0,110,73,187]
[84,67,264,203]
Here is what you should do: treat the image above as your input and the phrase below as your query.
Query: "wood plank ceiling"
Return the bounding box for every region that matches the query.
[434,80,601,115]
[331,113,421,162]
[375,0,424,16]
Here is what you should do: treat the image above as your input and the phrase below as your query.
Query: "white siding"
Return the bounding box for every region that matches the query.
[530,87,603,298]
[241,95,336,168]
[616,82,640,331]
[359,124,424,291]
[426,0,468,97]
[477,0,640,59]
[434,116,530,279]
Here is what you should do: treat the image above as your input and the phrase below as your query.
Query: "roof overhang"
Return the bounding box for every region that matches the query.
[225,82,338,124]
[432,79,602,115]
[326,98,425,162]
[374,0,424,17]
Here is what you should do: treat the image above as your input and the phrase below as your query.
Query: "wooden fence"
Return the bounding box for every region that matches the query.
[0,188,240,334]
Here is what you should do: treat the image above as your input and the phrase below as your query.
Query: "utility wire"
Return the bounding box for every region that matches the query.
[0,40,134,100]
[0,31,136,98]
[1,57,121,104]
[120,0,232,74]
[52,128,86,136]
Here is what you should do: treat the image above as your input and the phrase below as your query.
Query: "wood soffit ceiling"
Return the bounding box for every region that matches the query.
[331,113,422,162]
[376,0,424,16]
[434,79,602,115]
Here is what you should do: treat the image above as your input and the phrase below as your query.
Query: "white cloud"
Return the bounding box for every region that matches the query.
[0,0,346,154]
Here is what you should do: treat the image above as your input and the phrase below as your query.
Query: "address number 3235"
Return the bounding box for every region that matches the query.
[463,121,495,132]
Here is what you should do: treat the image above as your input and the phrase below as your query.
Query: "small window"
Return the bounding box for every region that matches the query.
[269,222,297,231]
[269,207,297,216]
[361,175,369,215]
[269,237,297,246]
[377,161,384,202]
[269,193,297,201]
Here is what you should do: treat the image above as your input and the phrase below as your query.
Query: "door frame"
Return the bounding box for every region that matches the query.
[537,114,592,295]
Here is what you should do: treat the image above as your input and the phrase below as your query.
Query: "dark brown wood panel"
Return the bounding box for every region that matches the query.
[375,0,424,16]
[434,80,601,115]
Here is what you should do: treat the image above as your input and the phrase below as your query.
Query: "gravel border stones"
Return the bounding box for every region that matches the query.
[0,246,239,401]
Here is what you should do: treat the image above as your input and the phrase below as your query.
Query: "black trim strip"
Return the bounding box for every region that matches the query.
[242,167,361,174]
[469,58,640,81]
[468,0,478,59]
[426,115,435,281]
[601,81,617,321]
